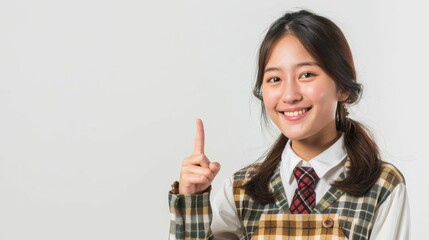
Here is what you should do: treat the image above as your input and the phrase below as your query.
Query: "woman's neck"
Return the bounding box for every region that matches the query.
[291,131,342,161]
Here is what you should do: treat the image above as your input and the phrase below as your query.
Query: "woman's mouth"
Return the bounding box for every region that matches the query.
[283,108,310,116]
[280,107,311,120]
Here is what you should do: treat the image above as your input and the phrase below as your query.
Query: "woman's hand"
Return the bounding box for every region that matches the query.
[178,119,221,194]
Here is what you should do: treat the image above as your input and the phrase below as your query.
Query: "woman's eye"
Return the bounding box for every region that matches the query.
[267,77,280,83]
[300,72,314,79]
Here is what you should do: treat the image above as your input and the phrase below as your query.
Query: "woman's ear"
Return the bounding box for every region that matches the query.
[338,91,350,102]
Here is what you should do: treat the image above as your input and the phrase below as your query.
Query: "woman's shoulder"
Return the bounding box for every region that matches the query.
[376,161,406,189]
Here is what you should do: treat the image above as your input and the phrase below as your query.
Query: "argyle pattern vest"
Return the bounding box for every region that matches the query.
[232,161,404,240]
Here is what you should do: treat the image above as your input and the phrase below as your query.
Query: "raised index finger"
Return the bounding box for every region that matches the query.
[193,118,205,155]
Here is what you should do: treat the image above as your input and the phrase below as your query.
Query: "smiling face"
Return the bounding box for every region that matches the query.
[262,35,349,147]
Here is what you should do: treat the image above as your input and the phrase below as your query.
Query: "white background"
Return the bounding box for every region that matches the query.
[0,0,426,239]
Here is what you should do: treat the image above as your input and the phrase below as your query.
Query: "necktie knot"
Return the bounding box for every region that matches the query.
[289,166,319,214]
[293,166,319,187]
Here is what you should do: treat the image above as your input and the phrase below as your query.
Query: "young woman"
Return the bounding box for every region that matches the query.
[169,10,409,239]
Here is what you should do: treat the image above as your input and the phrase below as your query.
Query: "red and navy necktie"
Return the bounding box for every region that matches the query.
[289,166,319,214]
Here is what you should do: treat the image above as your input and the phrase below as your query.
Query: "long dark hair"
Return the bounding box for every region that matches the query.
[244,10,383,204]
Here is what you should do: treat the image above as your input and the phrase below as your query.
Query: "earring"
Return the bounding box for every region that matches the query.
[343,102,349,117]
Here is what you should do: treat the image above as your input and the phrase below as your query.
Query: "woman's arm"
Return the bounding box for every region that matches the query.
[169,184,214,240]
[370,183,410,239]
[169,177,244,240]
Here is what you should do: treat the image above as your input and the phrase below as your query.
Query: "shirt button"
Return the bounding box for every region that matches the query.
[322,217,334,228]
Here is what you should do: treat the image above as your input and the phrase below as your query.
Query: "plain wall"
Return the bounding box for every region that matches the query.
[0,0,426,239]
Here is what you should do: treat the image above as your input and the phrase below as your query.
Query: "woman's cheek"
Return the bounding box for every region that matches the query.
[304,85,334,104]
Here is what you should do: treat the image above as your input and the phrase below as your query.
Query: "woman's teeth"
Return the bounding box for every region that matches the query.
[283,108,308,117]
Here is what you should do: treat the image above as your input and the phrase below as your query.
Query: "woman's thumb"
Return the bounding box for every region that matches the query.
[209,162,221,174]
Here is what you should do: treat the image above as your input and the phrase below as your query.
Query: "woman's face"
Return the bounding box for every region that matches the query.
[262,35,348,144]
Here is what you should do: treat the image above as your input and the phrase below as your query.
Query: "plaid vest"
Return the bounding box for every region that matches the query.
[232,162,404,240]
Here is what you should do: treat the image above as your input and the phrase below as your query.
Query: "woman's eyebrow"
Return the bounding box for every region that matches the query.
[264,67,281,73]
[264,61,319,73]
[296,61,319,67]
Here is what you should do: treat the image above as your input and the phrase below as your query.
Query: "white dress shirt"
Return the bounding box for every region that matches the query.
[211,134,410,239]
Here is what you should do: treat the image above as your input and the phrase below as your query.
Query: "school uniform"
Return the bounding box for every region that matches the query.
[169,134,410,239]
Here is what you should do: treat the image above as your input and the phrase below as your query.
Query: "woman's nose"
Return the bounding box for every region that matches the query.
[281,80,302,104]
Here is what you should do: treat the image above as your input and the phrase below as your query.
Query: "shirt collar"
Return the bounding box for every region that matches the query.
[281,133,347,183]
